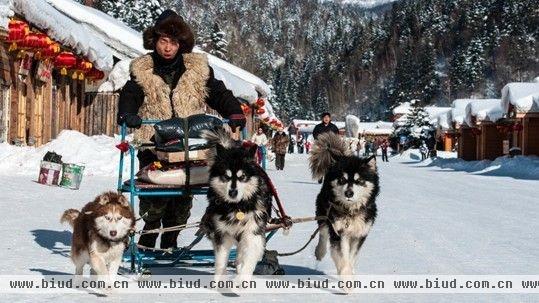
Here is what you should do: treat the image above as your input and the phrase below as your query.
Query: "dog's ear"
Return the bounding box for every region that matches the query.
[247,144,258,160]
[365,155,377,171]
[98,194,110,205]
[118,194,129,207]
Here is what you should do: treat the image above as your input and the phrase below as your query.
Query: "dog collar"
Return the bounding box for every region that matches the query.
[235,211,245,221]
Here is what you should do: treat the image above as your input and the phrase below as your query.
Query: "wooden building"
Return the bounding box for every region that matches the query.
[1,1,274,146]
[463,99,505,161]
[501,82,539,156]
[451,99,477,160]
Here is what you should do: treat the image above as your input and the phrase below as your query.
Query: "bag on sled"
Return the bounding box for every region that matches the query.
[136,161,209,186]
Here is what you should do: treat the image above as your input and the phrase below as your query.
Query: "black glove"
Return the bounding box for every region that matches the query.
[119,113,142,129]
[227,114,246,130]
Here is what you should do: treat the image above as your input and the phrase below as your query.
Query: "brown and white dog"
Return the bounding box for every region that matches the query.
[61,192,135,282]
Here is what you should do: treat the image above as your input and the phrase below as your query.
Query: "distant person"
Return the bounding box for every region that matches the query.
[364,140,371,156]
[296,134,305,154]
[251,127,268,165]
[381,139,389,162]
[420,142,428,160]
[305,140,312,154]
[271,128,290,170]
[312,112,339,140]
[288,134,295,153]
[287,124,298,137]
[313,112,339,183]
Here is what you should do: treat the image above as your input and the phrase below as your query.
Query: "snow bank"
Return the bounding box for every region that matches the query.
[427,155,539,180]
[0,130,130,177]
[463,99,502,126]
[501,82,539,113]
[12,0,113,71]
[398,149,539,180]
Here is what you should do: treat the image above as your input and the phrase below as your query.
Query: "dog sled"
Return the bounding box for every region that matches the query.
[116,118,318,275]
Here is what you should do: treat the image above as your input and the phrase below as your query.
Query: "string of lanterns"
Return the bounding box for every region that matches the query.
[240,98,284,130]
[4,18,104,82]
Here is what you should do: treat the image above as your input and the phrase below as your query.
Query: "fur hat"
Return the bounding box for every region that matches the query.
[142,9,195,53]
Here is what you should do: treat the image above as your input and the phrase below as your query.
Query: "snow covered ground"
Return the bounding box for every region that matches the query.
[0,133,538,302]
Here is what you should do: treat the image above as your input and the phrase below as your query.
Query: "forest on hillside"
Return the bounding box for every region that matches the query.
[93,0,539,122]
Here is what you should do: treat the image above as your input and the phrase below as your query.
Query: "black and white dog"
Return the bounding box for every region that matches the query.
[201,128,272,281]
[309,132,379,278]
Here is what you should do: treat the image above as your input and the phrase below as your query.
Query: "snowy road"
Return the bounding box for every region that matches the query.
[1,152,538,302]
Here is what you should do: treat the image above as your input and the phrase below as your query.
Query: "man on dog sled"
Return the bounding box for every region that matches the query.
[117,9,246,250]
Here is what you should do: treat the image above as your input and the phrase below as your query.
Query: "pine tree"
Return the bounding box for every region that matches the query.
[97,0,163,31]
[394,100,434,147]
[198,23,229,60]
[417,40,440,104]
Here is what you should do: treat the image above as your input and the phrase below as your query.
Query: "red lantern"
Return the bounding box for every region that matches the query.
[6,19,29,51]
[263,117,271,123]
[513,123,523,132]
[32,34,53,58]
[256,98,265,108]
[241,103,251,115]
[72,58,93,80]
[40,42,61,59]
[256,108,265,115]
[86,68,105,81]
[18,33,40,49]
[54,52,77,75]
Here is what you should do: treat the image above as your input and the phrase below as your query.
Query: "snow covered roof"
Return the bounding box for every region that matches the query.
[464,99,502,126]
[46,0,144,60]
[2,0,114,71]
[2,0,271,104]
[292,119,345,133]
[501,82,539,114]
[47,0,271,102]
[0,0,13,30]
[436,110,452,130]
[394,105,451,127]
[358,121,393,135]
[451,99,475,125]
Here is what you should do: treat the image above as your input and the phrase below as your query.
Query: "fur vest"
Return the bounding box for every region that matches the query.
[130,53,210,142]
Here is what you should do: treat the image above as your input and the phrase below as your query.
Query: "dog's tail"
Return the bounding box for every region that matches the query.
[60,209,80,227]
[201,126,236,165]
[309,132,352,180]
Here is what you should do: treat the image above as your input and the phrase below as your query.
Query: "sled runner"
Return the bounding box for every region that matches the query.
[116,118,296,274]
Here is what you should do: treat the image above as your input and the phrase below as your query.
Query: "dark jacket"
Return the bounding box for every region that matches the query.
[312,122,339,140]
[118,52,243,125]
